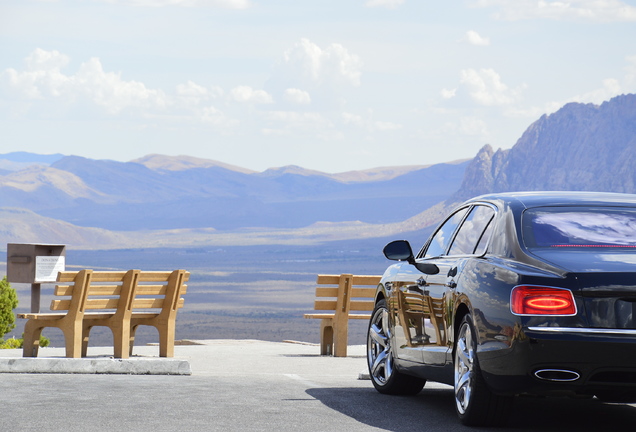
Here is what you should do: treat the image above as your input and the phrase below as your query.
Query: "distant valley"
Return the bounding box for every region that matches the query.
[2,93,636,346]
[2,94,635,251]
[0,151,468,248]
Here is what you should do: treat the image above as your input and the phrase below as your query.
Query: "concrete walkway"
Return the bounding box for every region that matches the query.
[2,340,636,431]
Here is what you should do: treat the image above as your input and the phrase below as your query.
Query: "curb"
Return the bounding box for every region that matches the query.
[0,357,192,375]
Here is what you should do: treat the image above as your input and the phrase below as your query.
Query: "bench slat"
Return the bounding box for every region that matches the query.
[303,313,371,319]
[314,286,339,297]
[351,287,376,298]
[52,298,120,310]
[132,297,185,309]
[51,295,186,311]
[350,275,381,285]
[137,271,190,282]
[314,286,376,300]
[315,274,380,286]
[349,300,375,311]
[55,285,121,296]
[313,300,337,310]
[57,271,129,283]
[54,284,188,297]
[312,300,374,312]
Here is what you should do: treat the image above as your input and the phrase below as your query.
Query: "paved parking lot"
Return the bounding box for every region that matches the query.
[2,340,636,431]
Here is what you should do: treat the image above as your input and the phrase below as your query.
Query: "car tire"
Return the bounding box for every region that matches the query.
[454,314,513,426]
[367,299,425,395]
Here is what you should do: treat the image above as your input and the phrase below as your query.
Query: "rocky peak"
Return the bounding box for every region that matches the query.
[454,93,636,198]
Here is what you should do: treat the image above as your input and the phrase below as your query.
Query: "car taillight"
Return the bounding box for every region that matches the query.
[510,286,577,316]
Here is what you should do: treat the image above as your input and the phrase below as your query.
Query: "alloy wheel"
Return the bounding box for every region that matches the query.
[454,320,474,415]
[368,306,393,386]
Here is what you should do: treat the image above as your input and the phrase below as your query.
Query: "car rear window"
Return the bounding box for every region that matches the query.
[523,206,636,249]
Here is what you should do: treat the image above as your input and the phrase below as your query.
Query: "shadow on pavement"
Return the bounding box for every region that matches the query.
[306,386,457,432]
[307,385,636,431]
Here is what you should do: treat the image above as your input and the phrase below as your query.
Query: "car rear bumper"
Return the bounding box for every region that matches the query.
[479,326,636,397]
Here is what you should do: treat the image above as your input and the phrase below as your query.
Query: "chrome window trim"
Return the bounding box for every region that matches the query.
[418,202,498,259]
[527,327,636,336]
[417,204,472,259]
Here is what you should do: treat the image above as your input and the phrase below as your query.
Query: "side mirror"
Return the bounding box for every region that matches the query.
[383,240,440,275]
[383,240,414,262]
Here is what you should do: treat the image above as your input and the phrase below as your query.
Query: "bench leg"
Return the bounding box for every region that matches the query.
[62,321,83,358]
[158,321,175,358]
[81,324,92,357]
[333,315,349,358]
[320,319,334,356]
[129,324,139,357]
[111,325,131,359]
[22,320,44,358]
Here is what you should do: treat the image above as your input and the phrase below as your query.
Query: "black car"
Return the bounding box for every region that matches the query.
[367,191,636,426]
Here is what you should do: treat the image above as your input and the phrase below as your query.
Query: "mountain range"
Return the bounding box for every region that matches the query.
[1,93,635,249]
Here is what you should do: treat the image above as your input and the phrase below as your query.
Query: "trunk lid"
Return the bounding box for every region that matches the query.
[529,250,636,328]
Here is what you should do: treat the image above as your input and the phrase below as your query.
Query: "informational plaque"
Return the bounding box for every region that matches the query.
[35,256,66,283]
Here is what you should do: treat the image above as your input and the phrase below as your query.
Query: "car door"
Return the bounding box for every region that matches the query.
[388,206,470,364]
[414,204,496,365]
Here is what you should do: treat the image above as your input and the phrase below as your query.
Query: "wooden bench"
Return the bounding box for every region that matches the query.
[18,269,189,359]
[304,274,380,357]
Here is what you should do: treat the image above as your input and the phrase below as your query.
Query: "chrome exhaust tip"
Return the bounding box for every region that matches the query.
[534,369,581,382]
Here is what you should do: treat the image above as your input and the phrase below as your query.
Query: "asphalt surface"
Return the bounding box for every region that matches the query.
[2,340,636,431]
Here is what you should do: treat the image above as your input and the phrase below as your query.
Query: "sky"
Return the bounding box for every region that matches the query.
[1,0,635,173]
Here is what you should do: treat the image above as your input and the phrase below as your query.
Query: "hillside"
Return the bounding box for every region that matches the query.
[0,154,467,232]
[1,93,636,249]
[454,93,636,199]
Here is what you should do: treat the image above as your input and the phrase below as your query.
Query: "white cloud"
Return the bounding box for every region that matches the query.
[264,111,330,127]
[197,105,239,128]
[0,48,246,129]
[100,0,251,9]
[567,55,636,103]
[267,39,363,110]
[459,117,489,136]
[465,30,490,46]
[261,111,336,138]
[230,86,273,104]
[374,121,402,131]
[441,88,457,99]
[272,38,363,91]
[73,57,168,114]
[471,0,636,22]
[341,111,402,132]
[625,55,636,87]
[1,49,167,114]
[459,68,525,106]
[283,88,311,105]
[365,0,405,9]
[342,112,365,127]
[176,81,223,106]
[510,55,636,118]
[2,49,71,99]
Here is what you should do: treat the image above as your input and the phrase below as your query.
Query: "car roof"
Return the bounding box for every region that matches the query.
[467,191,636,209]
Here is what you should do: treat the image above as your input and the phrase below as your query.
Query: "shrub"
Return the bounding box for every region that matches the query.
[0,335,50,349]
[0,277,50,349]
[39,335,50,347]
[0,276,19,338]
[0,337,22,349]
